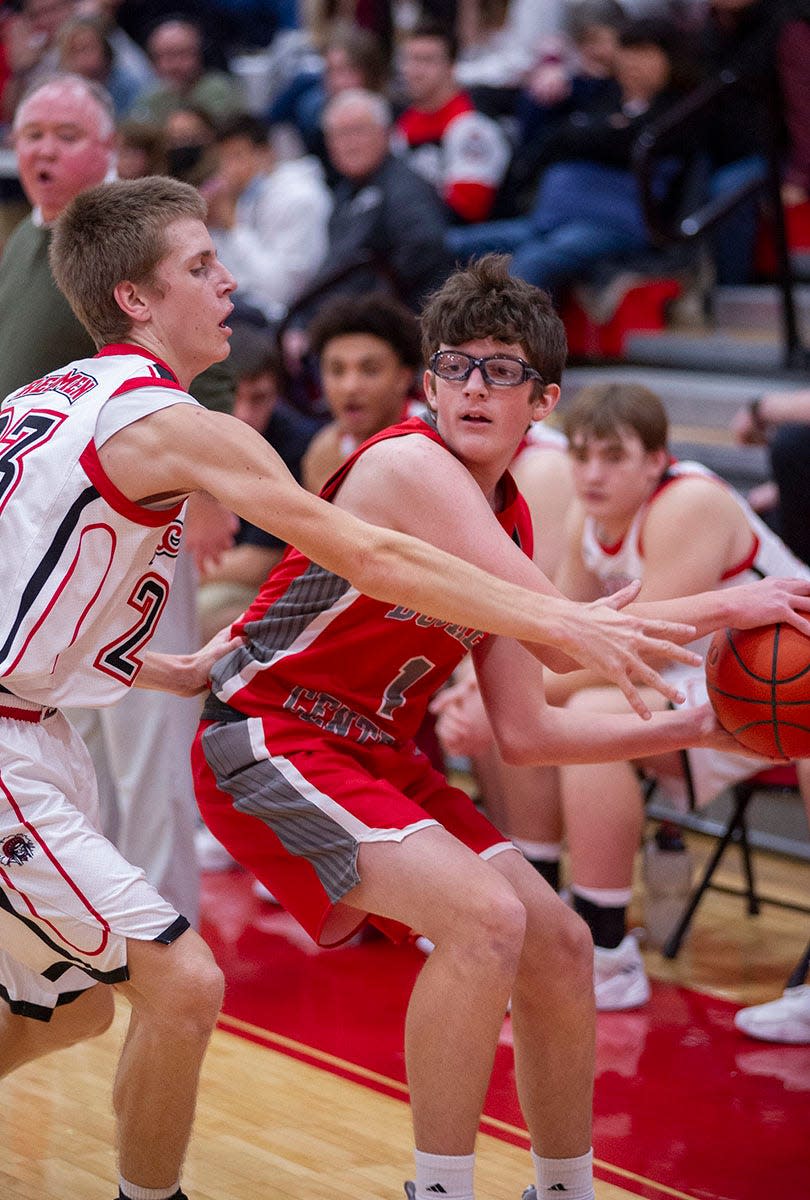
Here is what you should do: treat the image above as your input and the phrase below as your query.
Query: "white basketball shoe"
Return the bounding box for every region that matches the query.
[593,932,651,1011]
[734,985,810,1044]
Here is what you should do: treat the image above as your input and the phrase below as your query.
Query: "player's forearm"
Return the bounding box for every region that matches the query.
[757,389,810,426]
[628,577,810,641]
[500,703,710,767]
[353,520,595,646]
[135,651,202,696]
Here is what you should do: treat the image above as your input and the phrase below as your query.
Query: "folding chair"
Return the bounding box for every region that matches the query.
[658,763,800,959]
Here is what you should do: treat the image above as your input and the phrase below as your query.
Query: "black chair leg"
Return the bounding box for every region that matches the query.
[786,938,810,989]
[662,787,754,959]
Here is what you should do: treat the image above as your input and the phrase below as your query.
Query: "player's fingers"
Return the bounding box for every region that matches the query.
[782,610,810,638]
[599,580,642,610]
[630,660,686,707]
[614,674,652,720]
[639,618,698,644]
[644,638,702,667]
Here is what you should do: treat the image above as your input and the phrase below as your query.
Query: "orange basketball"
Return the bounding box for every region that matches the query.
[705,624,810,759]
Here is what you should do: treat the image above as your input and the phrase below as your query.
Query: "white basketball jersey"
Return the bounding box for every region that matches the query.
[581,459,810,597]
[0,345,199,708]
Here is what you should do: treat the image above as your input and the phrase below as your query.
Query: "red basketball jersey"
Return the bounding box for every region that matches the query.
[208,417,534,749]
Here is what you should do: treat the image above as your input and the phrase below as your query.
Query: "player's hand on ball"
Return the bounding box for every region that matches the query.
[693,703,780,759]
[724,577,810,638]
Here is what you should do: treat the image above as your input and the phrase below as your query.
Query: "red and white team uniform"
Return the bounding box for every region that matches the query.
[581,459,810,808]
[393,93,510,223]
[0,345,198,1018]
[193,417,526,946]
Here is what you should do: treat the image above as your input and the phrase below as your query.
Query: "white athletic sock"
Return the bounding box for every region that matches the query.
[118,1179,181,1200]
[414,1149,475,1198]
[531,1147,595,1200]
[570,884,632,907]
[511,839,562,862]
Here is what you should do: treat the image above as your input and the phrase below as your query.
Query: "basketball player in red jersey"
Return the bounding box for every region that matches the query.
[0,179,725,1200]
[192,257,810,1200]
[547,381,810,1012]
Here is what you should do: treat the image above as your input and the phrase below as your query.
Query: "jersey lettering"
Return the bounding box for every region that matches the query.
[17,367,97,403]
[0,408,66,514]
[378,656,435,720]
[94,574,168,683]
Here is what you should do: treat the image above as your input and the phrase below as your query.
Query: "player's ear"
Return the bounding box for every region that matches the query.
[530,383,560,423]
[423,367,437,414]
[113,279,152,325]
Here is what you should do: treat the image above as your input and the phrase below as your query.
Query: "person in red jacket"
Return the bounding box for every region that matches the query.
[393,18,510,223]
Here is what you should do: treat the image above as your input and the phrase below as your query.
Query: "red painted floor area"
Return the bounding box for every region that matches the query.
[201,870,809,1200]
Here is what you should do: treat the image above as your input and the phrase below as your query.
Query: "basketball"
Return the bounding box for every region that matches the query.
[706,623,810,759]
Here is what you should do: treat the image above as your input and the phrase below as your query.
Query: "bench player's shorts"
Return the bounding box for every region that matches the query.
[193,717,515,947]
[0,706,188,1021]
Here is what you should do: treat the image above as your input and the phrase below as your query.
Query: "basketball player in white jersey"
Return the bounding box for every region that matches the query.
[0,177,726,1200]
[551,381,810,1011]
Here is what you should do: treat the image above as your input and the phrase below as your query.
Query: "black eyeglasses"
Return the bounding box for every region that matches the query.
[430,350,543,388]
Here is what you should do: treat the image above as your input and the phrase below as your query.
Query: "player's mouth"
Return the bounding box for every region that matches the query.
[461,411,491,423]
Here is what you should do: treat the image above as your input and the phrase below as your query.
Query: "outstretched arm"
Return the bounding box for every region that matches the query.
[100,404,697,717]
[472,635,753,767]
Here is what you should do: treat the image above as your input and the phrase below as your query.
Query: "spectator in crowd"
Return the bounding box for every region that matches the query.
[548,382,810,1010]
[304,0,394,57]
[115,116,169,177]
[445,16,694,295]
[281,88,453,388]
[0,0,78,119]
[392,18,511,224]
[0,73,235,927]
[0,72,111,393]
[300,291,423,493]
[197,321,320,642]
[268,20,390,178]
[452,0,567,97]
[57,12,143,115]
[732,387,810,567]
[203,112,332,323]
[130,16,244,125]
[495,0,625,218]
[693,0,810,283]
[75,0,156,93]
[163,102,220,185]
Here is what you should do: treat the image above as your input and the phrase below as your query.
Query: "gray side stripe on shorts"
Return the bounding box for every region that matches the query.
[201,720,360,903]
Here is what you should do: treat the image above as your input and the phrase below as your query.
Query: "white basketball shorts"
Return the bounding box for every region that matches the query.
[0,705,188,1020]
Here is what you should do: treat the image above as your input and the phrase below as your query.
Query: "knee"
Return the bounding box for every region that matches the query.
[173,953,225,1033]
[457,886,528,980]
[145,937,224,1037]
[523,899,594,991]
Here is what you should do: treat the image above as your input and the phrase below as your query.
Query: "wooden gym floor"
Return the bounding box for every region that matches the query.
[2,830,808,1200]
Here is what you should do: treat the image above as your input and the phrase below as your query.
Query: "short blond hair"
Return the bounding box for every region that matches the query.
[49,176,206,347]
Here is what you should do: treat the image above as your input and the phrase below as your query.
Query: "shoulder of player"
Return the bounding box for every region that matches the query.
[644,472,740,536]
[356,425,453,477]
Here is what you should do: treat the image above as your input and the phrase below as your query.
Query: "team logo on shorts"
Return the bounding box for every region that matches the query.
[0,833,35,866]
